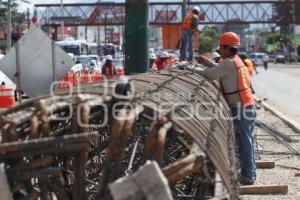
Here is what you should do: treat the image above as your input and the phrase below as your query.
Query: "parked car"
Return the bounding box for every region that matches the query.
[275,55,285,64]
[268,54,276,63]
[249,53,266,66]
[111,59,123,69]
[88,55,101,70]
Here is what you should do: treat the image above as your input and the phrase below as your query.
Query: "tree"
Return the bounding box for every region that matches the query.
[198,36,213,54]
[273,1,300,46]
[0,0,25,25]
[198,26,220,54]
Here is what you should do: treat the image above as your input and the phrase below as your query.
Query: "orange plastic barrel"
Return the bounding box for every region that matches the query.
[92,70,101,81]
[116,68,124,77]
[0,86,16,108]
[81,71,92,84]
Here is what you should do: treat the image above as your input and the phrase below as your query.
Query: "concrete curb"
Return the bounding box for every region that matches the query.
[255,96,300,133]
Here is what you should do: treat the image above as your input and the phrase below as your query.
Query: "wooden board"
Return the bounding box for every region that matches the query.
[240,185,288,195]
[256,161,275,169]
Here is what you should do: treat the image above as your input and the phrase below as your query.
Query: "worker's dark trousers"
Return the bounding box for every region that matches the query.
[180,29,193,61]
[231,104,257,180]
[264,62,268,70]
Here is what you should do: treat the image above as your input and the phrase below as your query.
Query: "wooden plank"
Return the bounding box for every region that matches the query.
[256,161,275,169]
[240,185,288,195]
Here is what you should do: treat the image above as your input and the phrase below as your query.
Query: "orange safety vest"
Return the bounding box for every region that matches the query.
[181,12,197,29]
[155,58,171,70]
[103,64,116,80]
[223,55,254,107]
[243,58,255,76]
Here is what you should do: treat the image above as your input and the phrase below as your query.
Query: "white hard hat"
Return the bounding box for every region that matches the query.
[160,51,169,58]
[105,55,113,61]
[149,48,155,54]
[192,6,201,13]
[211,52,220,59]
[150,53,157,60]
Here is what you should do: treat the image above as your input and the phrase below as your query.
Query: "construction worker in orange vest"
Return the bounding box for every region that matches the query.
[239,54,258,94]
[155,51,172,70]
[180,6,200,62]
[187,32,256,185]
[149,53,158,71]
[239,54,258,76]
[102,55,116,80]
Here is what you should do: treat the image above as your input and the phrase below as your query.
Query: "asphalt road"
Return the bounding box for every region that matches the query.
[252,63,300,124]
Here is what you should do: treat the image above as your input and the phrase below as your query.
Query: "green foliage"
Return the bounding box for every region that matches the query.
[198,26,220,54]
[198,36,213,54]
[0,0,25,24]
[273,1,300,45]
[266,33,281,44]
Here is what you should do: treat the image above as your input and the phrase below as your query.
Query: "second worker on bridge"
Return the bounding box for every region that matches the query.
[180,6,201,62]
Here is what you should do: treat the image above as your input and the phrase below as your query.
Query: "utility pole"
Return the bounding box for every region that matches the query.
[125,0,148,74]
[292,0,297,62]
[6,0,12,52]
[182,0,187,21]
[27,8,30,29]
[60,0,64,40]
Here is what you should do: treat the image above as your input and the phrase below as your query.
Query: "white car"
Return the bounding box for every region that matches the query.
[88,55,102,69]
[249,53,266,66]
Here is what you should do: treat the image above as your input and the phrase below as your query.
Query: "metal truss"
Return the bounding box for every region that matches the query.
[34,1,298,26]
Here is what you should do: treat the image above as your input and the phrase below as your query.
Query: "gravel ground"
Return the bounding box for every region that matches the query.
[240,106,300,200]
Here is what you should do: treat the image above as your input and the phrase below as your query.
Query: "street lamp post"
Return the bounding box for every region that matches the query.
[61,0,64,40]
[6,0,32,52]
[6,0,12,52]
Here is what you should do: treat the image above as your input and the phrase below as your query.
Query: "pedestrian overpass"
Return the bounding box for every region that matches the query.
[34,1,299,26]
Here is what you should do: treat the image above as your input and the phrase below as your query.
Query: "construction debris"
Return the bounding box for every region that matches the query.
[109,161,173,200]
[0,68,239,199]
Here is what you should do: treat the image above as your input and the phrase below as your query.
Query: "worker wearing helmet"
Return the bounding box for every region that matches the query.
[102,55,116,80]
[149,53,158,71]
[239,54,258,94]
[239,54,257,76]
[210,51,221,63]
[155,51,172,70]
[180,6,201,62]
[188,32,256,185]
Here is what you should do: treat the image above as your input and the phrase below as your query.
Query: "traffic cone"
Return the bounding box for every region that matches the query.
[0,83,16,109]
[92,70,101,82]
[117,68,124,77]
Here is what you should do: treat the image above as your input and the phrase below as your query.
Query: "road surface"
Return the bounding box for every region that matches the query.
[252,63,300,124]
